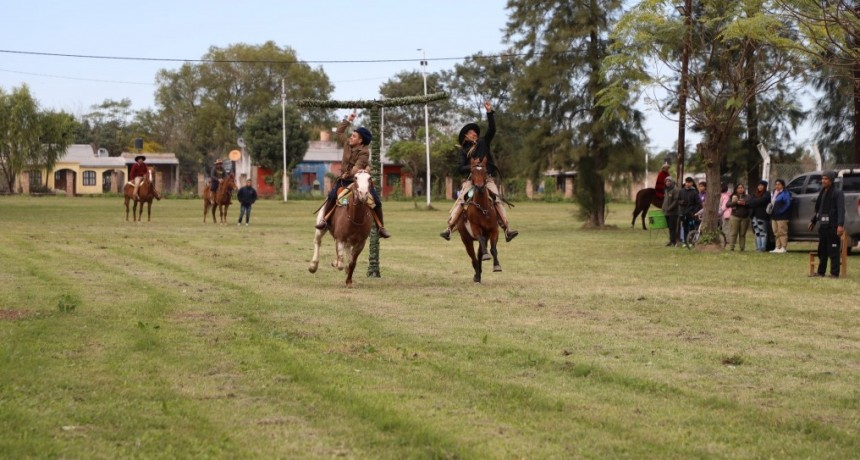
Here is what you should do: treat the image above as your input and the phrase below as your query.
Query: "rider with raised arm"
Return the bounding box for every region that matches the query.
[315,111,390,238]
[439,101,518,242]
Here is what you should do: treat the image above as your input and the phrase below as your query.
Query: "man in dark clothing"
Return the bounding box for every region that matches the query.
[678,176,702,246]
[662,177,680,246]
[439,101,518,242]
[210,159,226,205]
[808,171,845,277]
[237,179,257,226]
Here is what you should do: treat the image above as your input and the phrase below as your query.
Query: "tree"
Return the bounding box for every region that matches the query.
[506,0,648,226]
[154,41,334,170]
[0,85,74,192]
[243,104,309,173]
[377,71,454,141]
[83,98,134,155]
[602,0,803,238]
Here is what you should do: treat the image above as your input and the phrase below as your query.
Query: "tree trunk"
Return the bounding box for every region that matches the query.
[853,69,860,164]
[744,39,761,187]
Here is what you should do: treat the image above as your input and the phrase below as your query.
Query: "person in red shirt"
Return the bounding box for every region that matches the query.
[129,155,161,200]
[655,162,671,203]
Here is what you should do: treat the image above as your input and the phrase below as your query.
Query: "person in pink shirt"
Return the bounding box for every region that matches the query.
[718,183,731,236]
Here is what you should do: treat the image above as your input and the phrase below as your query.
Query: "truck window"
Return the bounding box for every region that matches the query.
[786,176,806,194]
[805,175,822,194]
[842,174,860,192]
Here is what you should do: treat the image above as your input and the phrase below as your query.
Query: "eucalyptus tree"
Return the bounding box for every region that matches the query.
[154,41,333,169]
[601,0,803,238]
[776,1,860,164]
[82,98,134,156]
[242,104,309,176]
[0,85,74,193]
[505,0,648,226]
[377,70,454,142]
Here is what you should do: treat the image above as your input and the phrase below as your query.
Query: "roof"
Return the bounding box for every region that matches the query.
[120,152,179,166]
[57,144,125,168]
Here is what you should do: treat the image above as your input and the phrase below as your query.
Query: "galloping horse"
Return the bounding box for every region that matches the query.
[631,187,663,230]
[123,169,157,222]
[203,173,237,224]
[457,157,501,283]
[308,170,373,287]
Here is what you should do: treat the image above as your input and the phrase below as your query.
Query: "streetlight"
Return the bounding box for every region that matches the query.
[282,78,288,202]
[418,48,431,208]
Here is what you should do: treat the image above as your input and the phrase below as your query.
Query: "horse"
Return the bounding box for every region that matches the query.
[457,157,501,283]
[308,170,373,287]
[631,187,663,230]
[203,173,237,224]
[123,169,157,222]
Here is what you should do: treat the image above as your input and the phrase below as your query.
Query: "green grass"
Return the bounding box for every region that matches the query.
[0,195,857,459]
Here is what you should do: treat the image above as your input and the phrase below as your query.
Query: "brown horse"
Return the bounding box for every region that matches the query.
[123,169,157,222]
[457,157,501,283]
[203,173,237,224]
[631,187,663,229]
[308,170,373,287]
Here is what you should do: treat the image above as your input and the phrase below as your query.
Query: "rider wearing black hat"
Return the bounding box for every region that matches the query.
[315,112,390,238]
[129,155,161,200]
[440,101,518,242]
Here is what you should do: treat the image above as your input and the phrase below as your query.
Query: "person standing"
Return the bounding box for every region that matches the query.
[718,183,731,236]
[726,184,751,251]
[237,178,257,226]
[662,177,680,247]
[315,111,389,238]
[746,180,771,252]
[769,179,791,253]
[439,101,518,242]
[678,177,702,247]
[808,171,845,277]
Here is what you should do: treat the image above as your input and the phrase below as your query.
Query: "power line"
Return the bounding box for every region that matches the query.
[0,48,530,64]
[0,68,153,85]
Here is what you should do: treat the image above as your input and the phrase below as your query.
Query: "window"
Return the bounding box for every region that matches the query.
[805,175,822,194]
[83,170,96,186]
[28,170,42,187]
[785,176,806,195]
[301,172,317,187]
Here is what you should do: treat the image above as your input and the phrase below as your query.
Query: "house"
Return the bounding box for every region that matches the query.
[16,144,180,196]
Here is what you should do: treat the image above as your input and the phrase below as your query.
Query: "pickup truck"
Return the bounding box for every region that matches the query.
[784,169,860,248]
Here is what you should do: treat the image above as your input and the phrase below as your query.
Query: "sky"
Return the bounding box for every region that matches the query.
[1,0,807,158]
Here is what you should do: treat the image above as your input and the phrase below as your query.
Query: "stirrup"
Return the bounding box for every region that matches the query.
[378,227,391,238]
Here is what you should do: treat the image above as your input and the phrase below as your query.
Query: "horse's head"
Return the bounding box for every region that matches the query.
[224,174,238,192]
[352,170,372,202]
[470,157,489,190]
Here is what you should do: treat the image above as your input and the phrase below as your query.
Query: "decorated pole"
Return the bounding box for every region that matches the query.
[297,92,447,277]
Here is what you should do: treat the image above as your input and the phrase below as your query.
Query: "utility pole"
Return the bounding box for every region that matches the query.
[418,48,431,209]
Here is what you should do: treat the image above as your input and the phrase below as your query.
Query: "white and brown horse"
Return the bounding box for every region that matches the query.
[308,170,373,287]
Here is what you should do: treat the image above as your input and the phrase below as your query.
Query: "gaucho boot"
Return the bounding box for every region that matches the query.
[439,205,464,240]
[315,198,334,230]
[495,202,519,242]
[373,208,391,238]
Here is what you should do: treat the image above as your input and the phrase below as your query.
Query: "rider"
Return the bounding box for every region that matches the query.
[655,161,671,203]
[439,101,518,242]
[210,159,226,204]
[315,112,390,238]
[129,155,161,200]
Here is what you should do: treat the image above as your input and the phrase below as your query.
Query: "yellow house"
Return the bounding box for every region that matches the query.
[18,145,179,196]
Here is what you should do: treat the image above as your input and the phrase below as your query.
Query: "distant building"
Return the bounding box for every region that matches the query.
[14,144,179,196]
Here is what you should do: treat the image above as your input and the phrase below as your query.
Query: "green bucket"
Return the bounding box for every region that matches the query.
[647,209,668,229]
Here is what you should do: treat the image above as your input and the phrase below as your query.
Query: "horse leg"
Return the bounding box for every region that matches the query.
[463,240,481,283]
[125,197,130,221]
[491,235,502,272]
[146,201,151,222]
[309,227,326,273]
[333,240,345,270]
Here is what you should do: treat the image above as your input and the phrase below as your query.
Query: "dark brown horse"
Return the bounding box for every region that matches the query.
[457,157,501,283]
[308,170,373,287]
[203,173,237,224]
[123,169,157,222]
[631,187,663,229]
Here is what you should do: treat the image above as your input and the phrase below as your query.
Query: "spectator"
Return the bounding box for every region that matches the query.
[718,183,731,236]
[237,178,257,226]
[726,183,751,251]
[769,178,791,253]
[678,177,702,247]
[746,180,771,252]
[662,177,680,247]
[807,171,845,277]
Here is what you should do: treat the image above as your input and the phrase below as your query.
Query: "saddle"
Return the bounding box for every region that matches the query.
[334,186,375,209]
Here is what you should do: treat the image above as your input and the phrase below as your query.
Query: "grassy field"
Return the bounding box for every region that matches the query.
[0,195,857,459]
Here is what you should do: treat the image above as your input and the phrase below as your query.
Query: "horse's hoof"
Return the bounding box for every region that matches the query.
[494,265,502,272]
[309,265,318,274]
[482,253,491,261]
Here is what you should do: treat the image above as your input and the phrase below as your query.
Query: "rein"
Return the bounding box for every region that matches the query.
[345,186,370,226]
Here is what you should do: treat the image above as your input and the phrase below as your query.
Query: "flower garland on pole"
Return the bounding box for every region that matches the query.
[297,92,448,278]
